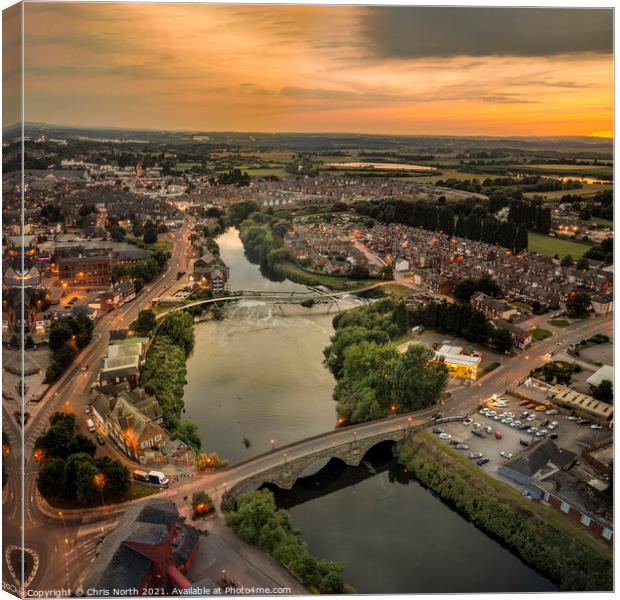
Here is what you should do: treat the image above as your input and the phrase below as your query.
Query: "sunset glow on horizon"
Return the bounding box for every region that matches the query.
[7,3,614,137]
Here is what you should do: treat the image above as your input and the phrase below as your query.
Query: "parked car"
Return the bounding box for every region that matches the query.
[518,424,530,430]
[591,424,603,430]
[526,403,537,409]
[495,431,503,440]
[96,435,106,445]
[455,443,469,450]
[527,415,536,421]
[546,409,559,416]
[473,430,486,439]
[519,400,530,406]
[432,428,443,434]
[540,419,550,427]
[484,426,493,435]
[535,405,547,412]
[463,419,473,426]
[469,452,483,459]
[84,405,92,414]
[476,458,490,466]
[81,365,89,372]
[548,433,559,440]
[500,451,513,459]
[438,433,451,440]
[567,415,580,421]
[521,411,529,419]
[577,419,590,426]
[519,439,530,447]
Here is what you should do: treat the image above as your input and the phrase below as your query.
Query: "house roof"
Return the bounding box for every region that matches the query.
[502,439,576,478]
[83,499,189,594]
[586,365,614,388]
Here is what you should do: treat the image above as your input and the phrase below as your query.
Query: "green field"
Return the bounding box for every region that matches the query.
[528,232,592,258]
[549,319,571,328]
[533,328,552,341]
[274,259,380,290]
[524,183,613,201]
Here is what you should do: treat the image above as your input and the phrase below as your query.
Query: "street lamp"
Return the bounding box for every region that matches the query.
[270,438,275,450]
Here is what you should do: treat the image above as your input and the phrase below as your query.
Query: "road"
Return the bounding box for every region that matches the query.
[2,224,189,595]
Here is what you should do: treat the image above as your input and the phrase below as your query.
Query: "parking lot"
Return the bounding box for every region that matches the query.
[431,394,610,486]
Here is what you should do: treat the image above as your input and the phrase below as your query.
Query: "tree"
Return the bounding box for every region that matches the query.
[143,227,158,244]
[97,456,130,498]
[560,255,574,268]
[576,257,590,271]
[513,224,528,253]
[131,309,157,337]
[492,328,514,354]
[566,292,591,318]
[453,278,479,302]
[37,458,67,499]
[593,380,613,404]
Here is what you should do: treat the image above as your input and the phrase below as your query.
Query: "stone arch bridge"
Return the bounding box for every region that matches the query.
[222,414,465,503]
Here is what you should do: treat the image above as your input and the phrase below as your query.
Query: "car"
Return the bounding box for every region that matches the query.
[96,435,106,445]
[449,439,460,446]
[495,431,503,440]
[519,400,530,406]
[84,405,92,414]
[472,430,486,439]
[518,424,530,431]
[455,443,469,450]
[32,345,38,351]
[540,419,550,427]
[81,365,89,372]
[526,403,536,409]
[519,439,530,447]
[527,415,536,421]
[548,423,557,430]
[488,411,497,417]
[505,412,514,418]
[567,415,580,421]
[546,409,558,416]
[512,420,521,427]
[476,458,490,466]
[535,405,546,412]
[432,428,443,434]
[484,426,493,435]
[591,424,603,430]
[535,430,547,437]
[548,433,559,440]
[500,418,509,424]
[438,433,451,440]
[463,419,473,426]
[472,421,482,429]
[577,419,590,426]
[494,415,502,421]
[529,427,539,434]
[509,421,519,428]
[521,411,529,419]
[469,452,483,459]
[500,451,513,459]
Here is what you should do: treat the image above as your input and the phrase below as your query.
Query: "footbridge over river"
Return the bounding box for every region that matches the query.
[216,411,465,505]
[154,282,387,320]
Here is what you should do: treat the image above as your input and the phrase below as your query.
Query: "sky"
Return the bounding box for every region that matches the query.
[4,3,614,136]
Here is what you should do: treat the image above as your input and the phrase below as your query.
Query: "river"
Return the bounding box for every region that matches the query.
[183,227,557,593]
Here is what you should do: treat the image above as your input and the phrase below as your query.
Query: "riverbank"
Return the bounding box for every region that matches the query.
[393,431,613,591]
[140,311,202,449]
[225,489,349,594]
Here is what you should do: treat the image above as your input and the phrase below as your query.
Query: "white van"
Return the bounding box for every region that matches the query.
[86,418,96,433]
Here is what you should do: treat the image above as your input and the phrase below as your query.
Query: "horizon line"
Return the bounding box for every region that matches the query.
[3,121,615,141]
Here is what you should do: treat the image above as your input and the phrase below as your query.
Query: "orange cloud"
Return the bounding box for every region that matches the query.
[17,3,613,137]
